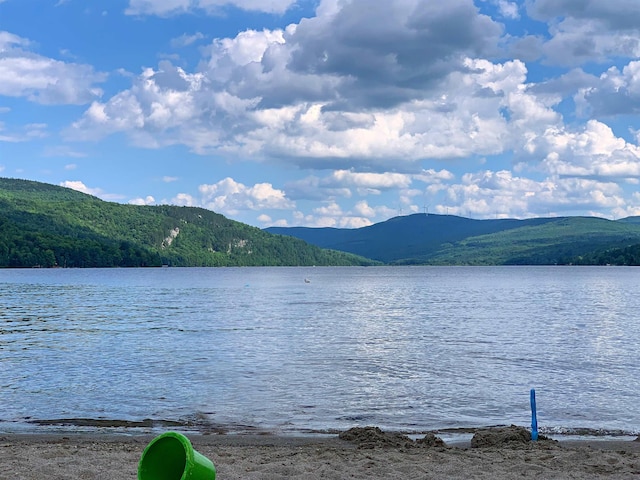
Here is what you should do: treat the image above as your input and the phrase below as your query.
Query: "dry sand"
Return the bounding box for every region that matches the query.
[1,426,639,479]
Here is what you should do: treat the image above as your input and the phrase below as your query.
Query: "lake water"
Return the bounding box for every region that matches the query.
[1,266,639,439]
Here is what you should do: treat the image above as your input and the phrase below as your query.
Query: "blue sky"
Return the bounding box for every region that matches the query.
[2,0,640,228]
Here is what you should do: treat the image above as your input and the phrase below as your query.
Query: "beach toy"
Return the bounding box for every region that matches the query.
[138,431,216,480]
[530,388,538,441]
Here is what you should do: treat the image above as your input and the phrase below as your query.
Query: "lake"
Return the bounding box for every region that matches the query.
[1,266,638,439]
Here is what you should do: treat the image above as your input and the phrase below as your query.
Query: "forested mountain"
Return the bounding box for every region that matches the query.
[570,243,640,265]
[5,177,640,267]
[0,178,378,267]
[267,213,640,265]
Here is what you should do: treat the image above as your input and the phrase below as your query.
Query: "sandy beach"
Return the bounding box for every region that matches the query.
[1,426,639,479]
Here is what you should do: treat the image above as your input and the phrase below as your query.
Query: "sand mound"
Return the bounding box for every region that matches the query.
[471,425,556,449]
[416,432,447,448]
[338,427,447,450]
[339,427,414,449]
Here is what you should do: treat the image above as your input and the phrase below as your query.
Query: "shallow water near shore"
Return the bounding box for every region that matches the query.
[1,266,639,438]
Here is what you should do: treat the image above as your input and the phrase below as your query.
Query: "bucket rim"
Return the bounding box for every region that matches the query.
[139,431,195,478]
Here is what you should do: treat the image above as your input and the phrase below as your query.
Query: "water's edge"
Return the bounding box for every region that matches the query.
[1,417,637,441]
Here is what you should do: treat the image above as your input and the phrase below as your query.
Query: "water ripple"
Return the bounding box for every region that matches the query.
[0,266,639,437]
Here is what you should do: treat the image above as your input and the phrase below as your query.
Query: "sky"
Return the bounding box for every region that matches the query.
[2,1,640,228]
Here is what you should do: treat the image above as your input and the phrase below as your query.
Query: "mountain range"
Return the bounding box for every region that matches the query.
[266,213,640,265]
[3,177,640,267]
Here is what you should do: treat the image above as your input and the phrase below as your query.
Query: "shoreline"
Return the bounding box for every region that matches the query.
[0,427,640,452]
[1,428,639,479]
[10,416,640,437]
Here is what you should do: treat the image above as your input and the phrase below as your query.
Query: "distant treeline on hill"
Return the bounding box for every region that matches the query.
[3,176,640,267]
[570,243,640,266]
[266,214,640,266]
[0,177,377,268]
[0,229,161,268]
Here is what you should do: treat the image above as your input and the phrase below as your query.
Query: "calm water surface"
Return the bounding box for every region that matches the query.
[0,266,638,437]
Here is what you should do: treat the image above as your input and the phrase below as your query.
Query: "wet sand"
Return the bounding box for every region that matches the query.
[1,427,639,479]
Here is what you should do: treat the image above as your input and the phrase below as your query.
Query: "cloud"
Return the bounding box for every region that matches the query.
[525,0,640,66]
[69,2,516,169]
[303,200,380,228]
[162,176,179,182]
[129,195,156,205]
[0,122,14,142]
[284,175,352,201]
[171,192,197,206]
[60,180,125,200]
[336,216,373,228]
[352,200,375,217]
[0,31,29,48]
[0,122,48,142]
[285,0,503,109]
[282,170,416,203]
[443,170,625,218]
[289,206,377,228]
[125,0,297,16]
[497,1,519,19]
[279,169,442,225]
[413,169,456,184]
[70,52,547,171]
[533,120,640,179]
[170,177,295,217]
[170,32,206,48]
[312,201,342,217]
[576,61,640,116]
[199,177,294,213]
[326,170,412,189]
[528,0,640,30]
[256,213,272,224]
[0,30,106,105]
[43,145,87,158]
[529,68,598,99]
[60,180,102,196]
[68,61,204,142]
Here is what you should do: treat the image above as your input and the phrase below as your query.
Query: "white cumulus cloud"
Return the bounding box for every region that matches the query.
[129,195,156,205]
[125,0,296,16]
[0,31,106,105]
[198,177,294,214]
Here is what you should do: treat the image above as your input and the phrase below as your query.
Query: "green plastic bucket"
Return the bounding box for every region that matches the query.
[138,432,216,480]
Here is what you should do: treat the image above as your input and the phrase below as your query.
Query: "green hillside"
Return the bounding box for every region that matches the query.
[426,217,640,265]
[0,178,378,268]
[268,214,558,263]
[617,216,640,225]
[5,177,640,267]
[267,214,640,265]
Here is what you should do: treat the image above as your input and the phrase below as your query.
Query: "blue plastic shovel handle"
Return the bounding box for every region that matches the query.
[530,388,538,441]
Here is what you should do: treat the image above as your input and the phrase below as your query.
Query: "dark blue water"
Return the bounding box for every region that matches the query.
[1,266,638,438]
